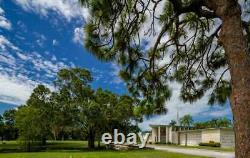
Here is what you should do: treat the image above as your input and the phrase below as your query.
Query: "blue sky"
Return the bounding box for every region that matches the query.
[0,0,233,130]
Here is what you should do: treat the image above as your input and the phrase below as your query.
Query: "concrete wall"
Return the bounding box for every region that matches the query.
[172,131,179,144]
[150,126,235,148]
[179,131,202,146]
[151,127,158,143]
[220,129,235,147]
[202,129,221,143]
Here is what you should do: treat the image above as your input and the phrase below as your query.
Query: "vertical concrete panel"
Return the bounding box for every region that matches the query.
[202,129,221,143]
[220,129,235,147]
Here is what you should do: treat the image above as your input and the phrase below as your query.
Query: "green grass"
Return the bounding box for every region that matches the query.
[0,141,208,158]
[0,150,207,158]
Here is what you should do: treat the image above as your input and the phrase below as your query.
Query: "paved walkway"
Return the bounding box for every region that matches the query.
[148,145,235,158]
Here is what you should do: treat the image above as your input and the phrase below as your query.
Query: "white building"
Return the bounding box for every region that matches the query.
[149,125,235,148]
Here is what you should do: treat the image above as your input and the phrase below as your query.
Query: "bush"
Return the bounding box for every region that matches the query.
[199,141,221,147]
[155,142,166,145]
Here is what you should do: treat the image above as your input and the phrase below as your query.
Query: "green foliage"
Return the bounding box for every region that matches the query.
[199,142,221,147]
[180,114,193,128]
[0,110,18,141]
[193,118,232,129]
[78,0,234,116]
[208,80,231,105]
[14,68,140,150]
[169,120,177,126]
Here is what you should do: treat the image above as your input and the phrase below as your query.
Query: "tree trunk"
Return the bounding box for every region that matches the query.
[42,137,46,146]
[205,1,250,157]
[88,128,95,149]
[98,139,101,148]
[185,133,187,146]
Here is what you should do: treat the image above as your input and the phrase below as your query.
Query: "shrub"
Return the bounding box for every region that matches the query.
[199,142,221,147]
[155,142,166,145]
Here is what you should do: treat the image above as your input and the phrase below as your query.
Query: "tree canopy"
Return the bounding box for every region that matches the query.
[78,2,250,156]
[79,0,250,113]
[14,68,140,150]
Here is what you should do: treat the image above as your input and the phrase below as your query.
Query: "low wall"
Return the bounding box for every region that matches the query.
[202,129,221,143]
[220,129,235,147]
[179,130,202,146]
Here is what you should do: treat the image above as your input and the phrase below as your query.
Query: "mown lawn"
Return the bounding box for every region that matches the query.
[0,150,208,158]
[0,141,208,158]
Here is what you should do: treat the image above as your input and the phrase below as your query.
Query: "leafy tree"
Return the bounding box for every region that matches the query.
[94,88,139,143]
[15,106,41,151]
[3,109,18,141]
[55,68,139,149]
[13,68,140,150]
[49,90,77,141]
[55,68,96,149]
[79,0,250,156]
[216,117,232,128]
[26,85,52,145]
[193,117,232,129]
[193,122,207,129]
[169,120,177,127]
[180,114,193,146]
[0,115,4,142]
[180,114,193,129]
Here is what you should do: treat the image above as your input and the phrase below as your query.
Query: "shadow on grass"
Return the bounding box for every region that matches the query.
[0,141,107,153]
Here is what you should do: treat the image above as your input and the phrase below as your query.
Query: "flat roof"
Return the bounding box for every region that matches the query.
[149,125,233,132]
[149,124,170,127]
[178,127,233,133]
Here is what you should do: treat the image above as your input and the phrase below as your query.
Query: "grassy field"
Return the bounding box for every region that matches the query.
[0,150,208,158]
[0,141,208,158]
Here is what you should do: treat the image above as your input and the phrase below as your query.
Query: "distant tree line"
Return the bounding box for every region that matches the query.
[170,114,232,129]
[193,118,232,129]
[0,109,18,141]
[0,68,142,151]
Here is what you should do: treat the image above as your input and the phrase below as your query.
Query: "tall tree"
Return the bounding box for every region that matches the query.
[79,0,250,157]
[55,68,96,149]
[0,115,4,142]
[15,106,41,151]
[180,114,193,129]
[26,85,52,145]
[3,109,18,140]
[180,114,193,146]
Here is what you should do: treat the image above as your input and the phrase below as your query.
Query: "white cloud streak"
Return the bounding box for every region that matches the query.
[139,82,232,131]
[73,27,84,45]
[0,35,74,105]
[13,0,89,21]
[0,7,12,30]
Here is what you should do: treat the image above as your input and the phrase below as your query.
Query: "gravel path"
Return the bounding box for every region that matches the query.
[148,145,235,158]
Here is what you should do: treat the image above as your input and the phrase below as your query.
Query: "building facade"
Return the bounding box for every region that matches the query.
[149,125,235,148]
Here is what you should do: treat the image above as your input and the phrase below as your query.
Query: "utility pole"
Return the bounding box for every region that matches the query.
[176,106,180,126]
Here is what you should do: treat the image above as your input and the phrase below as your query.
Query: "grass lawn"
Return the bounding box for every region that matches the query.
[0,150,208,158]
[0,141,208,158]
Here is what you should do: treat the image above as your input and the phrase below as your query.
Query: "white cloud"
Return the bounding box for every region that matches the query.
[208,108,232,117]
[110,63,123,84]
[0,7,12,30]
[0,73,35,105]
[52,39,59,46]
[0,35,19,51]
[0,35,75,105]
[14,0,89,21]
[73,27,84,45]
[35,34,47,47]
